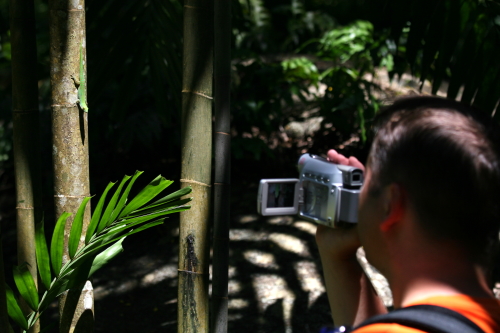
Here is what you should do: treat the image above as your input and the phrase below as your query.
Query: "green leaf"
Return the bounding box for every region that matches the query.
[13,264,39,311]
[109,171,143,223]
[5,283,28,330]
[35,217,52,290]
[129,186,192,215]
[97,175,131,234]
[127,197,192,217]
[101,207,187,238]
[62,220,163,282]
[88,237,125,277]
[119,175,173,218]
[68,197,92,259]
[86,181,116,244]
[51,212,71,276]
[26,311,40,330]
[38,271,73,311]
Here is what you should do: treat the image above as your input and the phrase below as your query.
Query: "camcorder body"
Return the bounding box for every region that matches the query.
[257,154,364,228]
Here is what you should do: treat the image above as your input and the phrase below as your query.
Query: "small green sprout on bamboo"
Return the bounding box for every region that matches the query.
[4,172,192,332]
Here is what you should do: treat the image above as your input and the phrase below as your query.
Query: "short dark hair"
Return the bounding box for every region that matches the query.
[368,96,500,263]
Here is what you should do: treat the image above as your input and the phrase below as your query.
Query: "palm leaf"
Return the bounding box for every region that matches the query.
[50,212,71,276]
[97,175,131,233]
[12,264,38,311]
[4,284,28,330]
[118,175,173,217]
[7,173,191,331]
[108,170,143,223]
[68,196,92,259]
[35,218,52,290]
[86,181,115,244]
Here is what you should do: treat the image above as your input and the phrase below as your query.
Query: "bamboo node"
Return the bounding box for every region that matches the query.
[178,269,204,275]
[215,131,230,135]
[16,206,35,210]
[181,90,213,100]
[180,179,211,187]
[54,194,88,198]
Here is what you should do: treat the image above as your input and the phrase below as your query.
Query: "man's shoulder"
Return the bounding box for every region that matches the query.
[352,295,500,333]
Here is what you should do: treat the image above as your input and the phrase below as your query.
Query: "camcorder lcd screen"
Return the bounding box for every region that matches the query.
[302,180,328,221]
[267,183,295,208]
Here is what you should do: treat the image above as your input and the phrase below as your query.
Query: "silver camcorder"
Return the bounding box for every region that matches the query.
[257,154,364,228]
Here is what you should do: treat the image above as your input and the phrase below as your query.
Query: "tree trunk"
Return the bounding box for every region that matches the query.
[48,0,94,332]
[177,0,213,332]
[10,0,43,332]
[211,0,231,331]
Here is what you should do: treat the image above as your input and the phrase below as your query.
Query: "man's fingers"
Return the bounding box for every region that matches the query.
[327,149,349,165]
[328,149,364,170]
[348,156,365,171]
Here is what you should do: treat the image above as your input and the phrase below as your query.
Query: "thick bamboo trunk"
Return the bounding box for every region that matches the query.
[178,0,213,332]
[10,1,43,332]
[48,0,94,332]
[211,0,231,332]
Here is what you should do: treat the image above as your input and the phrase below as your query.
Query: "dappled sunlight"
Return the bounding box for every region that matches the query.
[252,274,296,333]
[229,298,250,309]
[294,260,325,307]
[244,250,280,269]
[268,233,311,257]
[293,221,317,235]
[141,264,178,287]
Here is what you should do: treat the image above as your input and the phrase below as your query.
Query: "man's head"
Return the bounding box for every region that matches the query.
[365,96,500,264]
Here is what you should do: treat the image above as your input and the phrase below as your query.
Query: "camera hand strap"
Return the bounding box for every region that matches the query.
[353,304,485,333]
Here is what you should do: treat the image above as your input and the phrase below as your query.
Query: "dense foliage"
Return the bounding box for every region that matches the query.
[0,0,496,214]
[5,173,191,332]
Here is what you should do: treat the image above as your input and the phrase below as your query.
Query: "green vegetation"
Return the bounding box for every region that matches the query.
[5,174,191,332]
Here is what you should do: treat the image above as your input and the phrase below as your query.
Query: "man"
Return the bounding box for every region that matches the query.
[316,96,500,332]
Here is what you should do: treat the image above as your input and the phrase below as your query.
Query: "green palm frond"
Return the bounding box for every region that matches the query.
[5,172,191,332]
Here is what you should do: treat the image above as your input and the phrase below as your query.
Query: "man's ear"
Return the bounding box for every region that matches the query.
[380,184,406,232]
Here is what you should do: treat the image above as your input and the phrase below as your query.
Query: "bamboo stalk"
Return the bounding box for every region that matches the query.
[211,0,231,331]
[10,0,43,331]
[178,0,213,332]
[48,0,94,331]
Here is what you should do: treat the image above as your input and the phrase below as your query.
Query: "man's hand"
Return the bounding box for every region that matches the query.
[316,149,364,261]
[327,149,365,172]
[315,150,386,326]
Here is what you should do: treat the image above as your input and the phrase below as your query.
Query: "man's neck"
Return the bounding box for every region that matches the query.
[386,240,493,308]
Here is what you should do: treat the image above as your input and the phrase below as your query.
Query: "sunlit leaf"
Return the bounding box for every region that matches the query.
[5,283,28,330]
[13,264,39,311]
[97,175,131,233]
[86,181,116,244]
[119,175,173,217]
[127,197,192,217]
[109,170,143,223]
[68,197,92,259]
[35,218,52,290]
[51,212,71,276]
[145,186,192,208]
[88,238,125,277]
